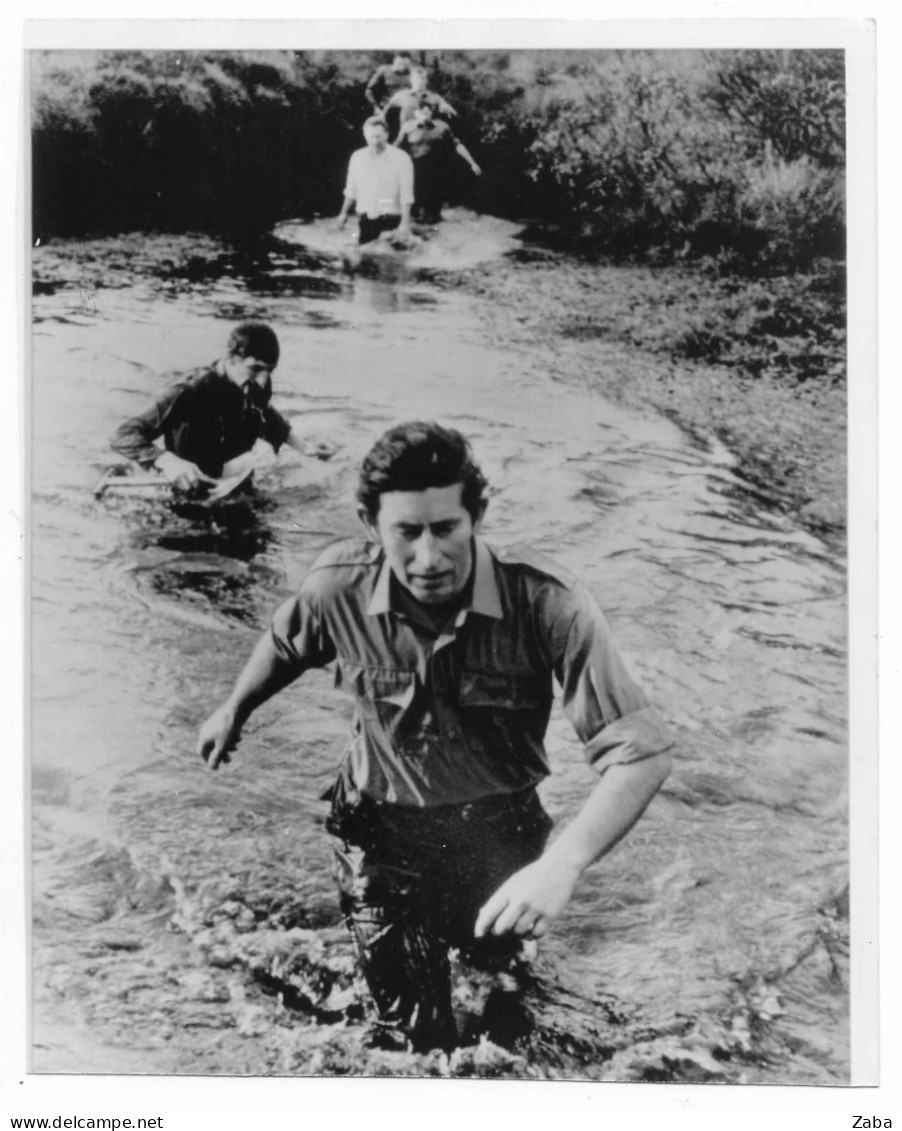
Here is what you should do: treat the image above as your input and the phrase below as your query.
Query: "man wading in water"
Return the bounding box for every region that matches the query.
[364,51,415,117]
[111,321,337,494]
[396,97,482,225]
[385,66,458,137]
[336,117,415,247]
[197,422,673,1052]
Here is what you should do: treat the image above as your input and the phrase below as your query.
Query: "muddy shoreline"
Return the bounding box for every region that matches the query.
[445,246,846,552]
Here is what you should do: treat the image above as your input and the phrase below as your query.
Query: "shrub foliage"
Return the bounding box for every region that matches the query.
[32,47,845,271]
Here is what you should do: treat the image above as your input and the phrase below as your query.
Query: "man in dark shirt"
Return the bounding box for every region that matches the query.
[111,322,336,493]
[385,67,458,136]
[397,99,481,224]
[336,117,415,247]
[197,421,673,1051]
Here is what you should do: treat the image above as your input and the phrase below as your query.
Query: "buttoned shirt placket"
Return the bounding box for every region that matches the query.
[365,539,503,764]
[420,604,469,754]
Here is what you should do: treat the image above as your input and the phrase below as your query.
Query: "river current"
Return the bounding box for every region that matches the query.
[28,219,848,1082]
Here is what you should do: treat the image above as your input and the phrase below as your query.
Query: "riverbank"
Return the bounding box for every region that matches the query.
[448,246,846,550]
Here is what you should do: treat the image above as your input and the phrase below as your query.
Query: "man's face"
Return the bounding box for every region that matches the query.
[392,55,410,73]
[363,483,483,606]
[224,354,275,391]
[414,104,433,126]
[410,70,427,92]
[363,122,389,152]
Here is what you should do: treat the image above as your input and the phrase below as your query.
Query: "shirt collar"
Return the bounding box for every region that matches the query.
[366,535,503,620]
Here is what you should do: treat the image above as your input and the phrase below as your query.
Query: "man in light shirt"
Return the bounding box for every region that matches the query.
[336,117,415,246]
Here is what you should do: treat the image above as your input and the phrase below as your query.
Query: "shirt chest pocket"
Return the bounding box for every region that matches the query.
[342,664,417,723]
[458,671,550,714]
[457,671,552,759]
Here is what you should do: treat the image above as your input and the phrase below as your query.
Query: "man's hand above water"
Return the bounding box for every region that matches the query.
[220,450,262,480]
[474,856,581,940]
[286,429,340,461]
[474,753,672,941]
[155,451,217,493]
[195,632,305,772]
[305,438,340,461]
[196,703,243,771]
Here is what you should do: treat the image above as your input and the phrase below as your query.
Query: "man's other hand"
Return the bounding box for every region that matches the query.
[196,704,243,771]
[220,450,261,480]
[473,856,582,940]
[155,451,217,493]
[304,437,340,461]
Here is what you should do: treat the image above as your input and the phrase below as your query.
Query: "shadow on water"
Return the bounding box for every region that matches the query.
[245,273,344,300]
[165,240,336,284]
[116,491,284,627]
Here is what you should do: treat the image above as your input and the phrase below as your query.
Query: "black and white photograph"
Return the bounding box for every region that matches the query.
[9,10,885,1115]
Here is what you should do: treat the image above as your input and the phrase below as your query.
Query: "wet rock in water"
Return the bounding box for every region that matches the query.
[212,899,259,933]
[177,887,365,1022]
[234,1003,275,1039]
[605,1035,731,1083]
[83,929,145,954]
[164,554,251,578]
[236,926,362,1018]
[175,969,232,1004]
[441,1036,530,1078]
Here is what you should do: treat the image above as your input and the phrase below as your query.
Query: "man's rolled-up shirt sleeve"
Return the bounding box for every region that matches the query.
[262,405,293,452]
[581,706,674,772]
[552,583,674,775]
[344,151,360,203]
[269,588,337,674]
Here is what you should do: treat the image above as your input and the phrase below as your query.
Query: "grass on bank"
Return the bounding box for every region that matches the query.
[459,247,847,546]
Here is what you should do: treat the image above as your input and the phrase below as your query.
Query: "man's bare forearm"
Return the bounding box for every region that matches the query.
[223,630,302,724]
[337,195,355,224]
[474,751,672,938]
[542,752,672,876]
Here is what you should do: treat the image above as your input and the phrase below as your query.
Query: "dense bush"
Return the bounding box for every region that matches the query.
[671,266,846,384]
[701,49,845,168]
[518,50,845,270]
[31,48,845,271]
[31,49,374,239]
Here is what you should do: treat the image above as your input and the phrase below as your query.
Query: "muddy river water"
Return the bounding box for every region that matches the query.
[29,218,848,1082]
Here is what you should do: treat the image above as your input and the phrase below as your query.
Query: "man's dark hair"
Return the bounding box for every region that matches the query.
[357,421,488,522]
[227,322,280,368]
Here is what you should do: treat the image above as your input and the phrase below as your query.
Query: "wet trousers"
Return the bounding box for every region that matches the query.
[328,788,552,1052]
[358,214,402,245]
[412,156,445,224]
